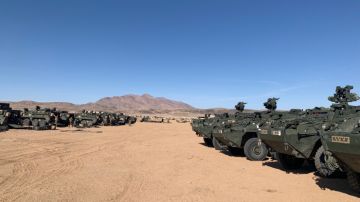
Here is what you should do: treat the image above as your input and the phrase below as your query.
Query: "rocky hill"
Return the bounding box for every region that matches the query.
[5,94,194,113]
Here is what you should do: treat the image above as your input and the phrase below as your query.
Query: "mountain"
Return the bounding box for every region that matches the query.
[4,94,194,113]
[94,94,194,111]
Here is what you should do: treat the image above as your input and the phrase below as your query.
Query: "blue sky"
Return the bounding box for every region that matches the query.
[1,0,360,109]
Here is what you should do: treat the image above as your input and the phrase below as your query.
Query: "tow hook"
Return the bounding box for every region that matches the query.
[284,143,289,151]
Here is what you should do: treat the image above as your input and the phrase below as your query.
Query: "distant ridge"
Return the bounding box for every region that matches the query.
[4,94,194,113]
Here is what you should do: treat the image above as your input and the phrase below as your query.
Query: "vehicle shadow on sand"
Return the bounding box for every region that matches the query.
[262,160,315,174]
[219,150,246,157]
[263,160,359,197]
[59,129,103,134]
[198,142,213,148]
[315,175,359,198]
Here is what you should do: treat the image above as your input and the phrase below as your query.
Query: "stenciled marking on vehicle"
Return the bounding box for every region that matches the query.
[260,130,268,135]
[331,136,350,144]
[272,130,281,136]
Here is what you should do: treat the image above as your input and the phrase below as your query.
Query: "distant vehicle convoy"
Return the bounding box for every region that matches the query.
[0,104,137,130]
[0,104,190,131]
[191,85,360,194]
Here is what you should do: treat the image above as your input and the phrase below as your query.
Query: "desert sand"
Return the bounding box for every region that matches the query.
[0,123,358,202]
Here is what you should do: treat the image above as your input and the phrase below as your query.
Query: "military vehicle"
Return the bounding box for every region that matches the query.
[176,118,191,123]
[320,86,360,192]
[191,115,212,146]
[192,113,233,147]
[99,112,111,126]
[141,116,170,123]
[116,113,128,125]
[211,100,283,160]
[126,115,137,125]
[0,103,12,132]
[8,106,57,130]
[74,110,99,128]
[107,113,126,125]
[98,112,136,126]
[258,106,334,175]
[258,86,359,177]
[51,108,74,127]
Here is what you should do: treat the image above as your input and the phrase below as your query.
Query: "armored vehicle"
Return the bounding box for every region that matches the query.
[211,99,282,160]
[126,115,137,125]
[192,113,233,147]
[98,112,136,126]
[320,86,360,192]
[0,103,12,132]
[258,106,334,175]
[51,108,74,127]
[8,106,57,130]
[99,112,111,126]
[191,115,212,145]
[176,118,191,123]
[258,86,359,177]
[107,113,127,125]
[115,113,128,125]
[141,116,170,123]
[74,110,99,128]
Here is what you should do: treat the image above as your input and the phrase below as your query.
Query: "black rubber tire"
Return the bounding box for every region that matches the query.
[347,169,360,193]
[32,119,39,128]
[203,138,213,147]
[276,152,305,170]
[228,146,244,156]
[212,137,226,150]
[314,146,339,177]
[244,138,268,161]
[23,119,31,127]
[80,120,87,128]
[39,120,47,129]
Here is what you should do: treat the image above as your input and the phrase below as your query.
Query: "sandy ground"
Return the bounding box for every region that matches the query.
[0,123,358,202]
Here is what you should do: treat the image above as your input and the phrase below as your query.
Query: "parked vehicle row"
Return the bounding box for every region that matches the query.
[191,85,360,194]
[0,104,137,131]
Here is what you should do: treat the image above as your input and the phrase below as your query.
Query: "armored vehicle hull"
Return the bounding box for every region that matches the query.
[192,113,232,147]
[0,103,12,132]
[8,107,56,130]
[54,111,74,127]
[320,114,360,193]
[259,108,334,175]
[211,99,288,161]
[126,116,137,125]
[74,112,99,128]
[141,116,168,123]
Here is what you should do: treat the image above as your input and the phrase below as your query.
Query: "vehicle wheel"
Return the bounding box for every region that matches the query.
[32,119,39,130]
[203,138,213,147]
[212,137,226,150]
[244,138,268,161]
[314,146,340,177]
[228,146,244,156]
[23,119,31,127]
[276,152,305,170]
[347,169,360,193]
[80,120,87,128]
[39,120,47,129]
